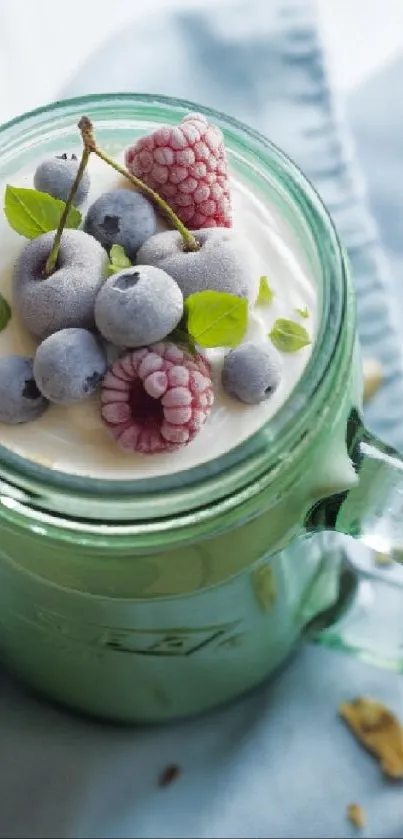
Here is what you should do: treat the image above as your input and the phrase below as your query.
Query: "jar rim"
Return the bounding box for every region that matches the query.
[0,93,353,534]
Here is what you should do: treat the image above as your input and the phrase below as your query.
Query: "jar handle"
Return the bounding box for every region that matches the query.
[304,411,403,668]
[308,410,403,561]
[302,544,403,672]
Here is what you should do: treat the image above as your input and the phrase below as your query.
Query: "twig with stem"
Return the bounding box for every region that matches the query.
[44,116,200,278]
[85,122,199,253]
[44,117,93,276]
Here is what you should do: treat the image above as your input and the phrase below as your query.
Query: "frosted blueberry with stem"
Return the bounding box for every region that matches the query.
[84,189,158,260]
[34,154,90,206]
[95,265,183,348]
[12,117,108,339]
[12,229,108,339]
[34,328,107,405]
[137,228,259,302]
[222,342,283,404]
[0,355,48,424]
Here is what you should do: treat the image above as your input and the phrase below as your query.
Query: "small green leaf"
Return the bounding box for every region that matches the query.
[257,275,274,306]
[269,318,311,353]
[108,244,132,276]
[0,294,11,332]
[184,290,248,348]
[4,186,81,239]
[295,306,309,319]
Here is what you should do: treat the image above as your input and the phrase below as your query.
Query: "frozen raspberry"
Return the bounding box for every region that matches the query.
[125,113,232,230]
[101,342,214,454]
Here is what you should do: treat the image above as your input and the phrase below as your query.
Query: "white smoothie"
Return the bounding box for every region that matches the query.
[0,155,317,479]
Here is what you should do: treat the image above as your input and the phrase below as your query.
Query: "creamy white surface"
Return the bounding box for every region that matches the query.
[0,155,317,478]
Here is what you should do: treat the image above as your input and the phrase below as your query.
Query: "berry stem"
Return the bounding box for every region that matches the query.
[44,118,92,276]
[79,116,200,253]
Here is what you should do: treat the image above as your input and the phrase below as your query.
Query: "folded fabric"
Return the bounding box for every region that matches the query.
[349,52,403,326]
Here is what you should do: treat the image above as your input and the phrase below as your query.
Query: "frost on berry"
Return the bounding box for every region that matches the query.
[125,113,232,229]
[101,342,214,454]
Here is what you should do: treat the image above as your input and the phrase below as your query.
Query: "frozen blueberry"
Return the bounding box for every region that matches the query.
[137,228,259,302]
[221,342,283,404]
[13,229,109,340]
[34,154,90,206]
[94,265,183,348]
[0,355,49,424]
[84,189,158,260]
[34,328,107,405]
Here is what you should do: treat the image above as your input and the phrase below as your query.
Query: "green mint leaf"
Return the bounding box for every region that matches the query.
[269,318,311,353]
[0,293,11,332]
[295,306,309,319]
[108,244,132,276]
[257,275,274,306]
[184,290,248,348]
[4,186,81,239]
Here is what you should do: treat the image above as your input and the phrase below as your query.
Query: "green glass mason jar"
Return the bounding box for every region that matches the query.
[0,94,402,723]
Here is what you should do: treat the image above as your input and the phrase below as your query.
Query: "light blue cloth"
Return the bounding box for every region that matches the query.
[349,55,403,329]
[2,1,403,837]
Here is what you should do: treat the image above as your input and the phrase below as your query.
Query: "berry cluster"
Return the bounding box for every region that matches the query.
[0,113,283,457]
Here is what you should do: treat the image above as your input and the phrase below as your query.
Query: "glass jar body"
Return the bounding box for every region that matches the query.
[0,95,358,720]
[0,356,359,721]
